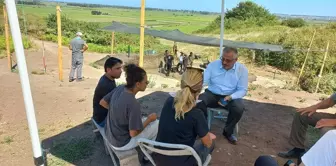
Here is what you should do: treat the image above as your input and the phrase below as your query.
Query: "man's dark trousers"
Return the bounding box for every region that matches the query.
[197,89,245,135]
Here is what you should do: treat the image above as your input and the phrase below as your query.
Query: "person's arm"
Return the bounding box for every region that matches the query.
[128,99,157,137]
[229,66,248,100]
[203,62,212,86]
[195,110,215,148]
[81,43,88,53]
[298,93,336,116]
[99,90,113,109]
[130,113,157,137]
[313,93,336,110]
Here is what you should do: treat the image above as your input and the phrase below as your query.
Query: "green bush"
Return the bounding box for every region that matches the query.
[240,26,336,94]
[196,1,278,33]
[0,36,32,53]
[282,18,306,28]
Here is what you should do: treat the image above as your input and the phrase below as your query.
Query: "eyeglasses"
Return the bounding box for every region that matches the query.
[221,57,235,63]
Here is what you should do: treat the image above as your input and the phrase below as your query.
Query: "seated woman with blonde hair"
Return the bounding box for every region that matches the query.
[153,67,216,166]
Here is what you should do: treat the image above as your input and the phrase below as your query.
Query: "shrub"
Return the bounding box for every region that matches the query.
[91,11,102,15]
[282,18,306,28]
[196,1,278,33]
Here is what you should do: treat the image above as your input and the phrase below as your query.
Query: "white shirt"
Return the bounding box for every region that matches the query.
[301,130,336,166]
[179,56,184,62]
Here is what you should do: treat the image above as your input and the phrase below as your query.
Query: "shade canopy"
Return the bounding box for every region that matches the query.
[102,21,284,52]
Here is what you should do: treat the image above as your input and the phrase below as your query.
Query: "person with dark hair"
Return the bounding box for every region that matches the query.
[177,52,184,73]
[163,50,169,71]
[196,47,248,145]
[92,57,123,127]
[164,52,174,76]
[100,64,159,152]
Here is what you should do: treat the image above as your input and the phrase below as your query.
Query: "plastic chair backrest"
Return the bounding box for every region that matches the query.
[137,138,203,166]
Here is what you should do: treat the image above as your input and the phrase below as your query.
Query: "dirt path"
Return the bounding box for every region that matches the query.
[0,39,335,166]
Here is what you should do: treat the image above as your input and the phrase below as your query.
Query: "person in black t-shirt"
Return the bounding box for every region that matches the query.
[154,67,216,166]
[92,57,123,127]
[165,54,174,76]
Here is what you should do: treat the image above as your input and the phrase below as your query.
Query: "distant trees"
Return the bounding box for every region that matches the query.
[66,2,218,15]
[17,1,43,5]
[91,10,102,15]
[282,18,306,28]
[197,1,279,33]
[91,10,110,15]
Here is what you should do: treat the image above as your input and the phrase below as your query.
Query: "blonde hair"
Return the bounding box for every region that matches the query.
[174,68,203,120]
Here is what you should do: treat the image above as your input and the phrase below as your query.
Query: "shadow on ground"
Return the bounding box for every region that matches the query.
[42,91,310,166]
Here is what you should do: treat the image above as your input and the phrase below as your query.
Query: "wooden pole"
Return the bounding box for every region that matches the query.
[315,41,329,93]
[42,40,46,73]
[111,32,114,55]
[56,5,63,81]
[297,30,316,85]
[139,0,145,67]
[252,50,256,63]
[3,6,11,71]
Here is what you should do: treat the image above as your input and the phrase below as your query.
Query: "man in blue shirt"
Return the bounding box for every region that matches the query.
[197,47,248,145]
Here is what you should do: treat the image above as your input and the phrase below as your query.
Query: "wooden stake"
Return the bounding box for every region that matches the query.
[3,6,11,71]
[297,30,316,85]
[315,41,329,93]
[42,40,46,73]
[56,5,63,81]
[252,50,256,63]
[111,31,114,55]
[139,0,145,67]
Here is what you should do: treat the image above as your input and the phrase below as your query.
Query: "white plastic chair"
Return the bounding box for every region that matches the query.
[137,138,211,166]
[91,118,138,166]
[207,107,239,135]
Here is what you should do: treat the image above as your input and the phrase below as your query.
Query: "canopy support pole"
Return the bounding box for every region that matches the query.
[219,0,225,58]
[139,0,145,67]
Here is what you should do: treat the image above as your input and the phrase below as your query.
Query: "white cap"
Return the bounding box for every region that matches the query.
[76,32,83,36]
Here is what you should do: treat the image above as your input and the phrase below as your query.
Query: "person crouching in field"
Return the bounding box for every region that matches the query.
[92,57,123,127]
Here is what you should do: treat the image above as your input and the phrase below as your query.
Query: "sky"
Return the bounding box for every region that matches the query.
[61,0,336,17]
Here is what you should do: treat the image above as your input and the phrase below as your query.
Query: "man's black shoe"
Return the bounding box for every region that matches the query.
[278,148,305,158]
[222,130,237,145]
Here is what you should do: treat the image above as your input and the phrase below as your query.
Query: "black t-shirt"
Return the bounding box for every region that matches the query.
[164,55,174,65]
[92,75,116,123]
[154,97,209,166]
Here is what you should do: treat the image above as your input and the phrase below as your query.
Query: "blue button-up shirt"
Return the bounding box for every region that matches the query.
[203,60,248,100]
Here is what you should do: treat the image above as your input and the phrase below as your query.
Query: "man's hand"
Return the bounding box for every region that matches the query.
[315,119,336,129]
[297,106,317,117]
[224,95,232,102]
[209,132,216,140]
[147,113,157,122]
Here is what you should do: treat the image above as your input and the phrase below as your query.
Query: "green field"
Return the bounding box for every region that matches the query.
[19,5,217,34]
